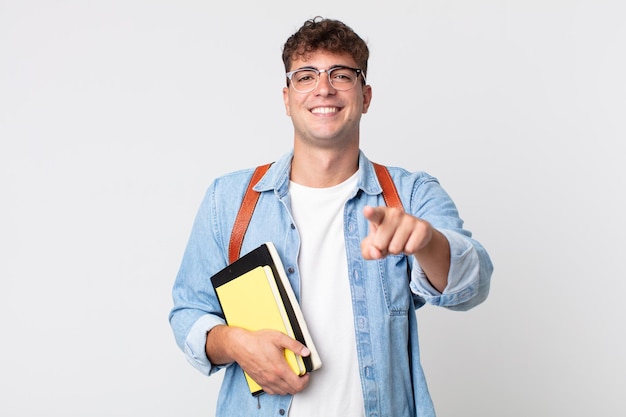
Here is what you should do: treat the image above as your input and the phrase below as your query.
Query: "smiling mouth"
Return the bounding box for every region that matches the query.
[310,107,340,114]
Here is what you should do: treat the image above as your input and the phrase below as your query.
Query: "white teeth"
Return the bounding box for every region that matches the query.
[311,107,338,114]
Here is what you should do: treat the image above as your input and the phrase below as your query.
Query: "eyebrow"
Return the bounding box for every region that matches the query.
[291,65,352,72]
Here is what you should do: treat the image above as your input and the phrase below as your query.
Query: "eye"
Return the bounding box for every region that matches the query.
[331,68,356,83]
[294,70,317,84]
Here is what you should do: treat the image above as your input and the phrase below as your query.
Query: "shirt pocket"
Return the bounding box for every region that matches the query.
[378,255,411,315]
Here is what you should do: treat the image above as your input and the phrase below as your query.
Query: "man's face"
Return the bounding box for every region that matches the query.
[282,50,372,150]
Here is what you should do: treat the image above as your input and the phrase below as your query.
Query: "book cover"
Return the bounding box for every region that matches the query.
[211,242,322,396]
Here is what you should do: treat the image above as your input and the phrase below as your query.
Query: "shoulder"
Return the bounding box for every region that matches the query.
[212,166,259,187]
[382,164,459,220]
[200,167,259,213]
[381,164,442,191]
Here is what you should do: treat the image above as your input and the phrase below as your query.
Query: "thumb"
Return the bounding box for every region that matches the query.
[280,334,310,357]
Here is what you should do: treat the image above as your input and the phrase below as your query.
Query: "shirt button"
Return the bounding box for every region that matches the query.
[287,267,294,274]
[279,409,286,415]
[290,223,295,229]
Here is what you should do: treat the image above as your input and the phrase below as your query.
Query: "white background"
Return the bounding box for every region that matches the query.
[1,1,624,416]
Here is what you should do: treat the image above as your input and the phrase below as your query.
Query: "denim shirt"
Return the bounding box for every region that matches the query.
[169,150,493,417]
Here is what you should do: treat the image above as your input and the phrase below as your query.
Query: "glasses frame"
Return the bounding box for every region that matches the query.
[285,65,366,93]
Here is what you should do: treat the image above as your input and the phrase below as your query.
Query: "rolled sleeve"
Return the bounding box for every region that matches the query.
[410,229,491,310]
[183,314,228,376]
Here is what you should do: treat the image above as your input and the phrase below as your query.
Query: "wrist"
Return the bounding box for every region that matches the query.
[205,324,239,365]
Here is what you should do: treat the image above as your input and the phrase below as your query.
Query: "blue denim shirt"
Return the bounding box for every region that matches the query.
[169,150,493,417]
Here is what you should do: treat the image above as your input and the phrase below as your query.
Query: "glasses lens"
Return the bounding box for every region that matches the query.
[291,69,319,93]
[328,67,359,90]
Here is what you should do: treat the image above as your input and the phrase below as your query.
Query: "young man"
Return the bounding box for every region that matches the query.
[169,17,493,417]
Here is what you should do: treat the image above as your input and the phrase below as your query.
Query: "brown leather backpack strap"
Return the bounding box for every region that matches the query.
[228,163,272,263]
[372,162,404,211]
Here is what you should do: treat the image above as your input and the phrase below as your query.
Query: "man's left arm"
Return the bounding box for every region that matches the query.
[361,206,492,311]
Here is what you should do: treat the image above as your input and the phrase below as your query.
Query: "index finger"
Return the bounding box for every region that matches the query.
[363,205,386,226]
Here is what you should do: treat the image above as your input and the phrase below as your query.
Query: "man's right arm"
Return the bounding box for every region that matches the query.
[171,177,311,395]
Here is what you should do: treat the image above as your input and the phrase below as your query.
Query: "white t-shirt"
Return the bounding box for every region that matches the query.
[288,171,365,417]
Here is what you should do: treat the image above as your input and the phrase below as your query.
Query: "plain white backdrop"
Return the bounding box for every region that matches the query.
[1,1,624,416]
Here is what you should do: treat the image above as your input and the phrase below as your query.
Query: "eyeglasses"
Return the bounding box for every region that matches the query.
[286,66,366,93]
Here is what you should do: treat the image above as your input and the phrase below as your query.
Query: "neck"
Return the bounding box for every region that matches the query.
[291,145,359,188]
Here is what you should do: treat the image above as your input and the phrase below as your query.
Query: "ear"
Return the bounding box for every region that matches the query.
[283,87,291,116]
[361,84,372,114]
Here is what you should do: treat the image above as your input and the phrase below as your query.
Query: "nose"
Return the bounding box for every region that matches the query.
[315,69,336,95]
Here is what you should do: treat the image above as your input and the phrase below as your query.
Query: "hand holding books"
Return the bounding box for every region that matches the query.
[213,325,313,396]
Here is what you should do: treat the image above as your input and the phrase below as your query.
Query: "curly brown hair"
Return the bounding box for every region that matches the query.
[282,17,369,77]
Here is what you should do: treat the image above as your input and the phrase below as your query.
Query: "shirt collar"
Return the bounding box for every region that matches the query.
[254,149,384,198]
